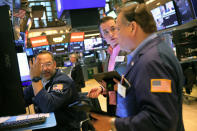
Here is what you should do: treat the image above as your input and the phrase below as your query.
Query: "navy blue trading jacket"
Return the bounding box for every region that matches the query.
[115,35,185,131]
[23,69,80,130]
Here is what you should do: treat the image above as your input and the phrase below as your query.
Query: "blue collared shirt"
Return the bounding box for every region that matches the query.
[117,33,158,117]
[127,33,157,65]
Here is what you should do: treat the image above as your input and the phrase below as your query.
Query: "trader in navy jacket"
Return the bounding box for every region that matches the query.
[90,2,185,131]
[23,51,80,131]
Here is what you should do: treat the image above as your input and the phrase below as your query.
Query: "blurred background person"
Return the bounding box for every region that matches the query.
[69,53,85,92]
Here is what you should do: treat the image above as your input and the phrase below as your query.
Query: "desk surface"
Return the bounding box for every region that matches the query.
[1,113,56,131]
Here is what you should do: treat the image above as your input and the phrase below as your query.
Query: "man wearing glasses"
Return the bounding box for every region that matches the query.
[23,51,80,131]
[90,2,184,131]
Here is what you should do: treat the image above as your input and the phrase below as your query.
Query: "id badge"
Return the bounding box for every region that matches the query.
[118,83,126,98]
[115,56,125,62]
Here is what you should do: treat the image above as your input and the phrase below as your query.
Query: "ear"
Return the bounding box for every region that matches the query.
[53,61,57,68]
[129,21,137,35]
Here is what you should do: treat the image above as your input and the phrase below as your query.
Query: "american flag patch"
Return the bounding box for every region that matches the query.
[52,84,63,91]
[151,79,171,93]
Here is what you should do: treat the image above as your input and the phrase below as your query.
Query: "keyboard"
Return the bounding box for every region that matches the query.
[0,116,47,130]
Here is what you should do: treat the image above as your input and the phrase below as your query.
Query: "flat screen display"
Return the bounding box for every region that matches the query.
[14,32,25,45]
[55,0,105,18]
[107,11,117,18]
[17,52,31,82]
[84,37,103,51]
[105,3,110,12]
[69,41,84,52]
[191,0,197,17]
[83,50,95,58]
[174,0,194,24]
[51,43,69,55]
[70,8,100,28]
[151,1,179,30]
[32,45,50,55]
[26,48,34,56]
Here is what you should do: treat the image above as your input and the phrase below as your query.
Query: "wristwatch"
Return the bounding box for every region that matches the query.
[31,77,42,82]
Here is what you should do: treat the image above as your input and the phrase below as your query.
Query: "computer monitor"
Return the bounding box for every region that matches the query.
[107,11,117,19]
[83,50,95,58]
[174,0,195,24]
[17,52,32,87]
[51,43,69,55]
[151,1,179,30]
[105,3,110,13]
[32,45,50,55]
[84,37,103,51]
[25,48,34,56]
[0,5,26,116]
[69,41,84,52]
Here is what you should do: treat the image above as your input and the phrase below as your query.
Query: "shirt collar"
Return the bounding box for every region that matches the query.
[127,33,157,64]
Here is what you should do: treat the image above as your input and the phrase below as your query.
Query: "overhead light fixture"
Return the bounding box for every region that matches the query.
[156,2,160,6]
[146,0,155,5]
[85,33,100,37]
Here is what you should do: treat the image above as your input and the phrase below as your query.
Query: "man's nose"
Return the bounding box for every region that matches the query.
[42,65,48,71]
[109,31,114,37]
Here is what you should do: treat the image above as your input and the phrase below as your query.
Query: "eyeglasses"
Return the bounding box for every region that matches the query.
[102,26,117,36]
[41,62,53,68]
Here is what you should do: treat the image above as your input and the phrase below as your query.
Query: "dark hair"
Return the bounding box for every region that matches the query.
[35,50,55,61]
[119,3,157,33]
[98,16,115,38]
[98,16,115,27]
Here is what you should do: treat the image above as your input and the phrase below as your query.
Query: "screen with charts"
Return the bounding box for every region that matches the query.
[51,43,69,55]
[69,41,84,52]
[32,45,50,55]
[84,37,103,51]
[151,1,179,30]
[17,52,31,82]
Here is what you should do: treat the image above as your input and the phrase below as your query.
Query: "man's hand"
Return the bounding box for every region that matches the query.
[90,112,116,131]
[113,78,120,91]
[29,57,43,96]
[87,80,107,98]
[29,57,42,79]
[87,87,103,98]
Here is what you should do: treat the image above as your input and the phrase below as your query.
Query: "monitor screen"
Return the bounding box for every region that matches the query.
[191,0,197,17]
[26,48,34,56]
[174,0,194,24]
[14,32,25,45]
[32,45,50,55]
[14,0,21,9]
[151,1,179,30]
[83,50,95,58]
[70,8,100,28]
[55,0,105,18]
[17,52,31,82]
[107,11,117,18]
[105,3,110,12]
[51,43,69,55]
[64,61,72,67]
[84,37,103,51]
[69,41,84,52]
